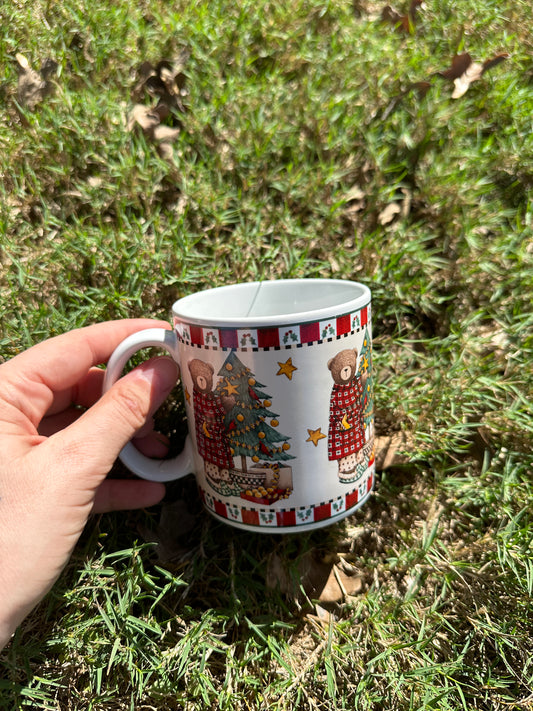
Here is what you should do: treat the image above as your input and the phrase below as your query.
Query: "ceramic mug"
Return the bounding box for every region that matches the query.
[104,279,375,532]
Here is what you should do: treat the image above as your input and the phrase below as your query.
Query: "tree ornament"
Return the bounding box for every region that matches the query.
[215,351,294,473]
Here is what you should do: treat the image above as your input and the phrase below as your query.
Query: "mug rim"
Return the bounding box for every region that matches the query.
[172,278,371,329]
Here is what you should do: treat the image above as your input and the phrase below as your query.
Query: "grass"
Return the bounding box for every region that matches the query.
[1,0,533,708]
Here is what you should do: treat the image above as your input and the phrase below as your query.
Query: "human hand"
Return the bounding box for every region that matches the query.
[0,320,179,648]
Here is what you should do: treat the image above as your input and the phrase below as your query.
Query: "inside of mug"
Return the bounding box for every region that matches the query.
[173,279,369,325]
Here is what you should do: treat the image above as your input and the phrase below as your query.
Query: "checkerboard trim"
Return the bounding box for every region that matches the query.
[199,469,374,529]
[174,304,370,350]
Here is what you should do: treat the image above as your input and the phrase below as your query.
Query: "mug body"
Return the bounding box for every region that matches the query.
[173,279,374,533]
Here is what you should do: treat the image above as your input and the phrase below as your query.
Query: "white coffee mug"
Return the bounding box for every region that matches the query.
[104,279,375,532]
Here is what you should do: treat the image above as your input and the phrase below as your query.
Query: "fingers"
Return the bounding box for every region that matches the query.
[92,479,165,513]
[40,408,172,460]
[38,407,82,436]
[43,367,106,417]
[133,431,171,458]
[4,319,171,428]
[44,355,179,480]
[46,353,176,419]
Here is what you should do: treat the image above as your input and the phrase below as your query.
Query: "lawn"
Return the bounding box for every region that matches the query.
[1,0,532,708]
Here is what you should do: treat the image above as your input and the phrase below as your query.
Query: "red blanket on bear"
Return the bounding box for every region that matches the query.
[328,377,365,461]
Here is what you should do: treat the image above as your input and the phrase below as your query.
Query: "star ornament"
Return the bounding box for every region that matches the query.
[277,357,297,380]
[222,378,239,396]
[306,427,326,447]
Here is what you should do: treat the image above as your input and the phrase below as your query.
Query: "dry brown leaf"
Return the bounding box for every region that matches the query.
[156,142,175,162]
[345,184,365,202]
[15,53,48,110]
[438,52,473,80]
[137,499,198,564]
[380,0,423,33]
[318,567,344,603]
[378,202,401,225]
[314,604,333,625]
[15,53,31,72]
[400,186,412,217]
[375,431,412,470]
[482,53,510,73]
[438,51,509,99]
[131,53,189,112]
[452,61,484,98]
[266,551,363,604]
[127,104,161,135]
[410,80,431,98]
[319,565,363,603]
[153,124,181,142]
[344,184,365,217]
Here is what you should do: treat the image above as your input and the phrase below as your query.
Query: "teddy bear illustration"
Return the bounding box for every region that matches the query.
[188,358,235,484]
[327,348,367,482]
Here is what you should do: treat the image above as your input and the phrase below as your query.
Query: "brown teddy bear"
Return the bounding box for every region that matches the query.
[188,358,234,483]
[327,349,367,481]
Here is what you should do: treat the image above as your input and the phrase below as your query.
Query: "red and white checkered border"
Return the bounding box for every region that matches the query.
[199,468,374,529]
[174,304,371,350]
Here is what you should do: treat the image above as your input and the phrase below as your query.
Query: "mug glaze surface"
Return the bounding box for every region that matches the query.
[172,280,374,532]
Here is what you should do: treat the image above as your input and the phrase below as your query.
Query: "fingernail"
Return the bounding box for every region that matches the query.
[133,356,179,394]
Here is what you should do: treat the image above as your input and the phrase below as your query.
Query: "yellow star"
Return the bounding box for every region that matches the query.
[185,388,191,404]
[306,428,326,446]
[277,357,297,380]
[222,378,239,396]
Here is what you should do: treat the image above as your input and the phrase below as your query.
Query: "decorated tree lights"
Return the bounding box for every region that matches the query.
[216,351,294,504]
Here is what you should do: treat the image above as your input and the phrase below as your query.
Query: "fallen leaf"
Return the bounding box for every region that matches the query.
[131,52,189,113]
[15,53,53,110]
[380,0,424,33]
[378,202,401,225]
[400,186,412,217]
[137,499,198,563]
[482,52,510,73]
[410,80,431,98]
[452,61,484,99]
[266,551,363,604]
[374,431,412,470]
[319,565,363,603]
[314,604,333,625]
[344,184,365,203]
[156,141,175,161]
[127,104,180,163]
[437,51,509,99]
[343,184,365,218]
[380,5,406,28]
[437,52,473,80]
[153,124,181,142]
[15,53,31,72]
[127,103,161,135]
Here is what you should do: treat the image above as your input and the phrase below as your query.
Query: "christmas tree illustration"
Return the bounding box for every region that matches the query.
[215,351,295,474]
[359,327,373,435]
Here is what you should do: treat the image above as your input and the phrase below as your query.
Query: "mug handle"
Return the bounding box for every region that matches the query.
[103,327,194,483]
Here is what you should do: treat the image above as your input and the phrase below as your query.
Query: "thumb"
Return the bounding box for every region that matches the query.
[47,356,179,481]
